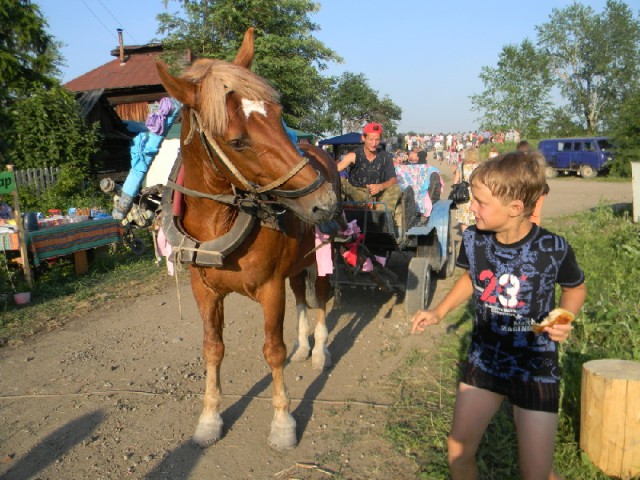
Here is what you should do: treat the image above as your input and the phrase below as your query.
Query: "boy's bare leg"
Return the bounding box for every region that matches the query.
[448,382,504,480]
[513,406,562,480]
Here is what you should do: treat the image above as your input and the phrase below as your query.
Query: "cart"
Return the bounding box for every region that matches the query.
[332,167,457,317]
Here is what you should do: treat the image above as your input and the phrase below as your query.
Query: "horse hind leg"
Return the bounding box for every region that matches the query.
[289,269,332,371]
[311,274,332,371]
[289,273,311,363]
[191,275,225,447]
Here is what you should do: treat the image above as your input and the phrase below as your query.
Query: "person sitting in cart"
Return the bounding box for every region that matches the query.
[336,122,403,218]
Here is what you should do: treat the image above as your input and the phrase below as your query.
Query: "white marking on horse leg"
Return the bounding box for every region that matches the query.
[193,410,224,447]
[241,98,267,118]
[193,344,224,446]
[290,303,310,362]
[268,382,297,450]
[311,313,331,371]
[269,409,297,450]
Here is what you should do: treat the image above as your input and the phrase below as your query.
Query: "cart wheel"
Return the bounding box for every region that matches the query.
[129,237,147,256]
[405,257,434,317]
[438,210,458,279]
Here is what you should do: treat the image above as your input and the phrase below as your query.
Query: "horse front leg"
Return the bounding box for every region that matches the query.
[259,281,297,450]
[191,270,225,447]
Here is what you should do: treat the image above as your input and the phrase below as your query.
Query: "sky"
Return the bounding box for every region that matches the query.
[37,0,615,134]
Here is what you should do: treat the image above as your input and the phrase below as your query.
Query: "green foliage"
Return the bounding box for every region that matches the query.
[536,1,640,133]
[470,39,553,137]
[157,0,342,127]
[386,206,639,478]
[0,0,62,160]
[4,84,102,210]
[327,72,402,136]
[609,87,640,177]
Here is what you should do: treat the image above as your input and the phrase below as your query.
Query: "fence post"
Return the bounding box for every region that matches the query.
[632,162,640,223]
[6,165,33,288]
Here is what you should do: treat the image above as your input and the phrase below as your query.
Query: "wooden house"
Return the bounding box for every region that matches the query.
[64,30,189,176]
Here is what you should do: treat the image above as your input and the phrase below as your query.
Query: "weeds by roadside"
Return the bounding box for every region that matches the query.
[385,205,639,479]
[0,242,175,346]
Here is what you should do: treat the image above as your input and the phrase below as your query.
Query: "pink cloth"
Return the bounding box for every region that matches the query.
[314,226,333,276]
[156,228,174,275]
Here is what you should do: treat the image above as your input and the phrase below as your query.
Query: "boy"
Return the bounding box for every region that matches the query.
[411,152,587,480]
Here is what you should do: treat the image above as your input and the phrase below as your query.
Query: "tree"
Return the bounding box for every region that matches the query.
[7,84,100,207]
[543,107,586,137]
[0,0,62,159]
[470,39,553,138]
[327,72,401,136]
[536,0,640,133]
[609,87,640,177]
[157,0,342,127]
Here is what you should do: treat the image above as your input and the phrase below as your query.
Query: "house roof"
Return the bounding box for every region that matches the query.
[64,44,165,92]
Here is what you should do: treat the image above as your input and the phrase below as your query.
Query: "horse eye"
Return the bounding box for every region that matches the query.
[227,138,248,150]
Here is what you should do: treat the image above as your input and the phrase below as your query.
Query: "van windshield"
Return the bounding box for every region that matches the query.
[597,139,613,152]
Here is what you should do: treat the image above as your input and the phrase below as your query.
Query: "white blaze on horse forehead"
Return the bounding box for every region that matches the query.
[241,98,267,118]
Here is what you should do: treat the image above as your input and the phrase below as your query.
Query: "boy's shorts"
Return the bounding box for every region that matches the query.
[462,363,559,413]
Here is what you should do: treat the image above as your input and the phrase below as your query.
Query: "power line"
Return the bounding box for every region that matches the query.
[95,0,141,45]
[80,0,118,42]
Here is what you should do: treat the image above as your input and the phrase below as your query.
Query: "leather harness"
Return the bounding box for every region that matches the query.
[162,109,325,267]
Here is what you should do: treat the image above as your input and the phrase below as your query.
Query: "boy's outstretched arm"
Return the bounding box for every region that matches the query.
[544,282,587,342]
[411,271,474,334]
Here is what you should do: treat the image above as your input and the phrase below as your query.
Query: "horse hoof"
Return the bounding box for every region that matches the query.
[268,417,297,450]
[290,345,310,363]
[311,348,332,371]
[192,413,224,447]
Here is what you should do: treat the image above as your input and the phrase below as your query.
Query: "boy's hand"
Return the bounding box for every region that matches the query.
[544,323,572,342]
[411,310,441,334]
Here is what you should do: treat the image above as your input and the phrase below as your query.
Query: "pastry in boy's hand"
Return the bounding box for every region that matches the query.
[532,308,575,334]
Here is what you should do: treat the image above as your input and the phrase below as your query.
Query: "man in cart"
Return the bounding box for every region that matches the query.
[336,123,403,222]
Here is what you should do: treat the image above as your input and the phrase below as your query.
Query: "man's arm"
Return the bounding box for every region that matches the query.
[336,152,356,172]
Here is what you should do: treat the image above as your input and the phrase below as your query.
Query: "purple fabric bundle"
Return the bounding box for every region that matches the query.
[145,97,175,135]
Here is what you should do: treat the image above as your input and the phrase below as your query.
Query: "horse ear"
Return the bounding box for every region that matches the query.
[156,61,197,108]
[233,27,255,68]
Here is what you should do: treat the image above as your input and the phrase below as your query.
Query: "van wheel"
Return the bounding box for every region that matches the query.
[579,165,597,179]
[545,166,558,179]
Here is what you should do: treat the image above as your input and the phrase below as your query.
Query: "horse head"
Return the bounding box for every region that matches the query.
[156,28,337,225]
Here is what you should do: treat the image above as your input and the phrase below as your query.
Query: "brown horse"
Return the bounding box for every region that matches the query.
[156,28,339,450]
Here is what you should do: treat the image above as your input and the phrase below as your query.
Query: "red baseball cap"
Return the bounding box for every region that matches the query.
[363,122,383,136]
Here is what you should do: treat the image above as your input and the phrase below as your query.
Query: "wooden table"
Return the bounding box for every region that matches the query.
[0,218,123,274]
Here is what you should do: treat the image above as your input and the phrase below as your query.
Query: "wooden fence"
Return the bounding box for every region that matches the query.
[13,167,60,196]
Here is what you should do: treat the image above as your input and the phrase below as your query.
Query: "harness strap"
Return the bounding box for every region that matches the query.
[190,109,324,199]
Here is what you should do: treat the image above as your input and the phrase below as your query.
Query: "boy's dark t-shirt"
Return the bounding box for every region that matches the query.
[457,225,584,384]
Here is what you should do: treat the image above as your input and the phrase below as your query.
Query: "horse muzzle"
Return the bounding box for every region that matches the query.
[277,183,338,225]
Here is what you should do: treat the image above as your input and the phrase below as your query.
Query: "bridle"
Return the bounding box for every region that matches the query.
[162,105,327,267]
[179,108,324,199]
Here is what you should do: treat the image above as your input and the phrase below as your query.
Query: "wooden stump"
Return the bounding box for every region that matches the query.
[581,359,640,479]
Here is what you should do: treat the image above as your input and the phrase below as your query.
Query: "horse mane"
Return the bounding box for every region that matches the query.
[183,59,280,136]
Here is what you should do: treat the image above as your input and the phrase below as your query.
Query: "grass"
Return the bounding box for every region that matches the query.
[0,235,175,346]
[385,204,640,479]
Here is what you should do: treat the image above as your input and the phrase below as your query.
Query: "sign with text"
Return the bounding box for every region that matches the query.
[0,171,16,194]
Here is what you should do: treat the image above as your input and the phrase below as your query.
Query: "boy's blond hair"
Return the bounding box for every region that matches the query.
[469,151,546,216]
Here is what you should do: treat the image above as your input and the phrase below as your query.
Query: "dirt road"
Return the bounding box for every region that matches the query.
[0,178,633,480]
